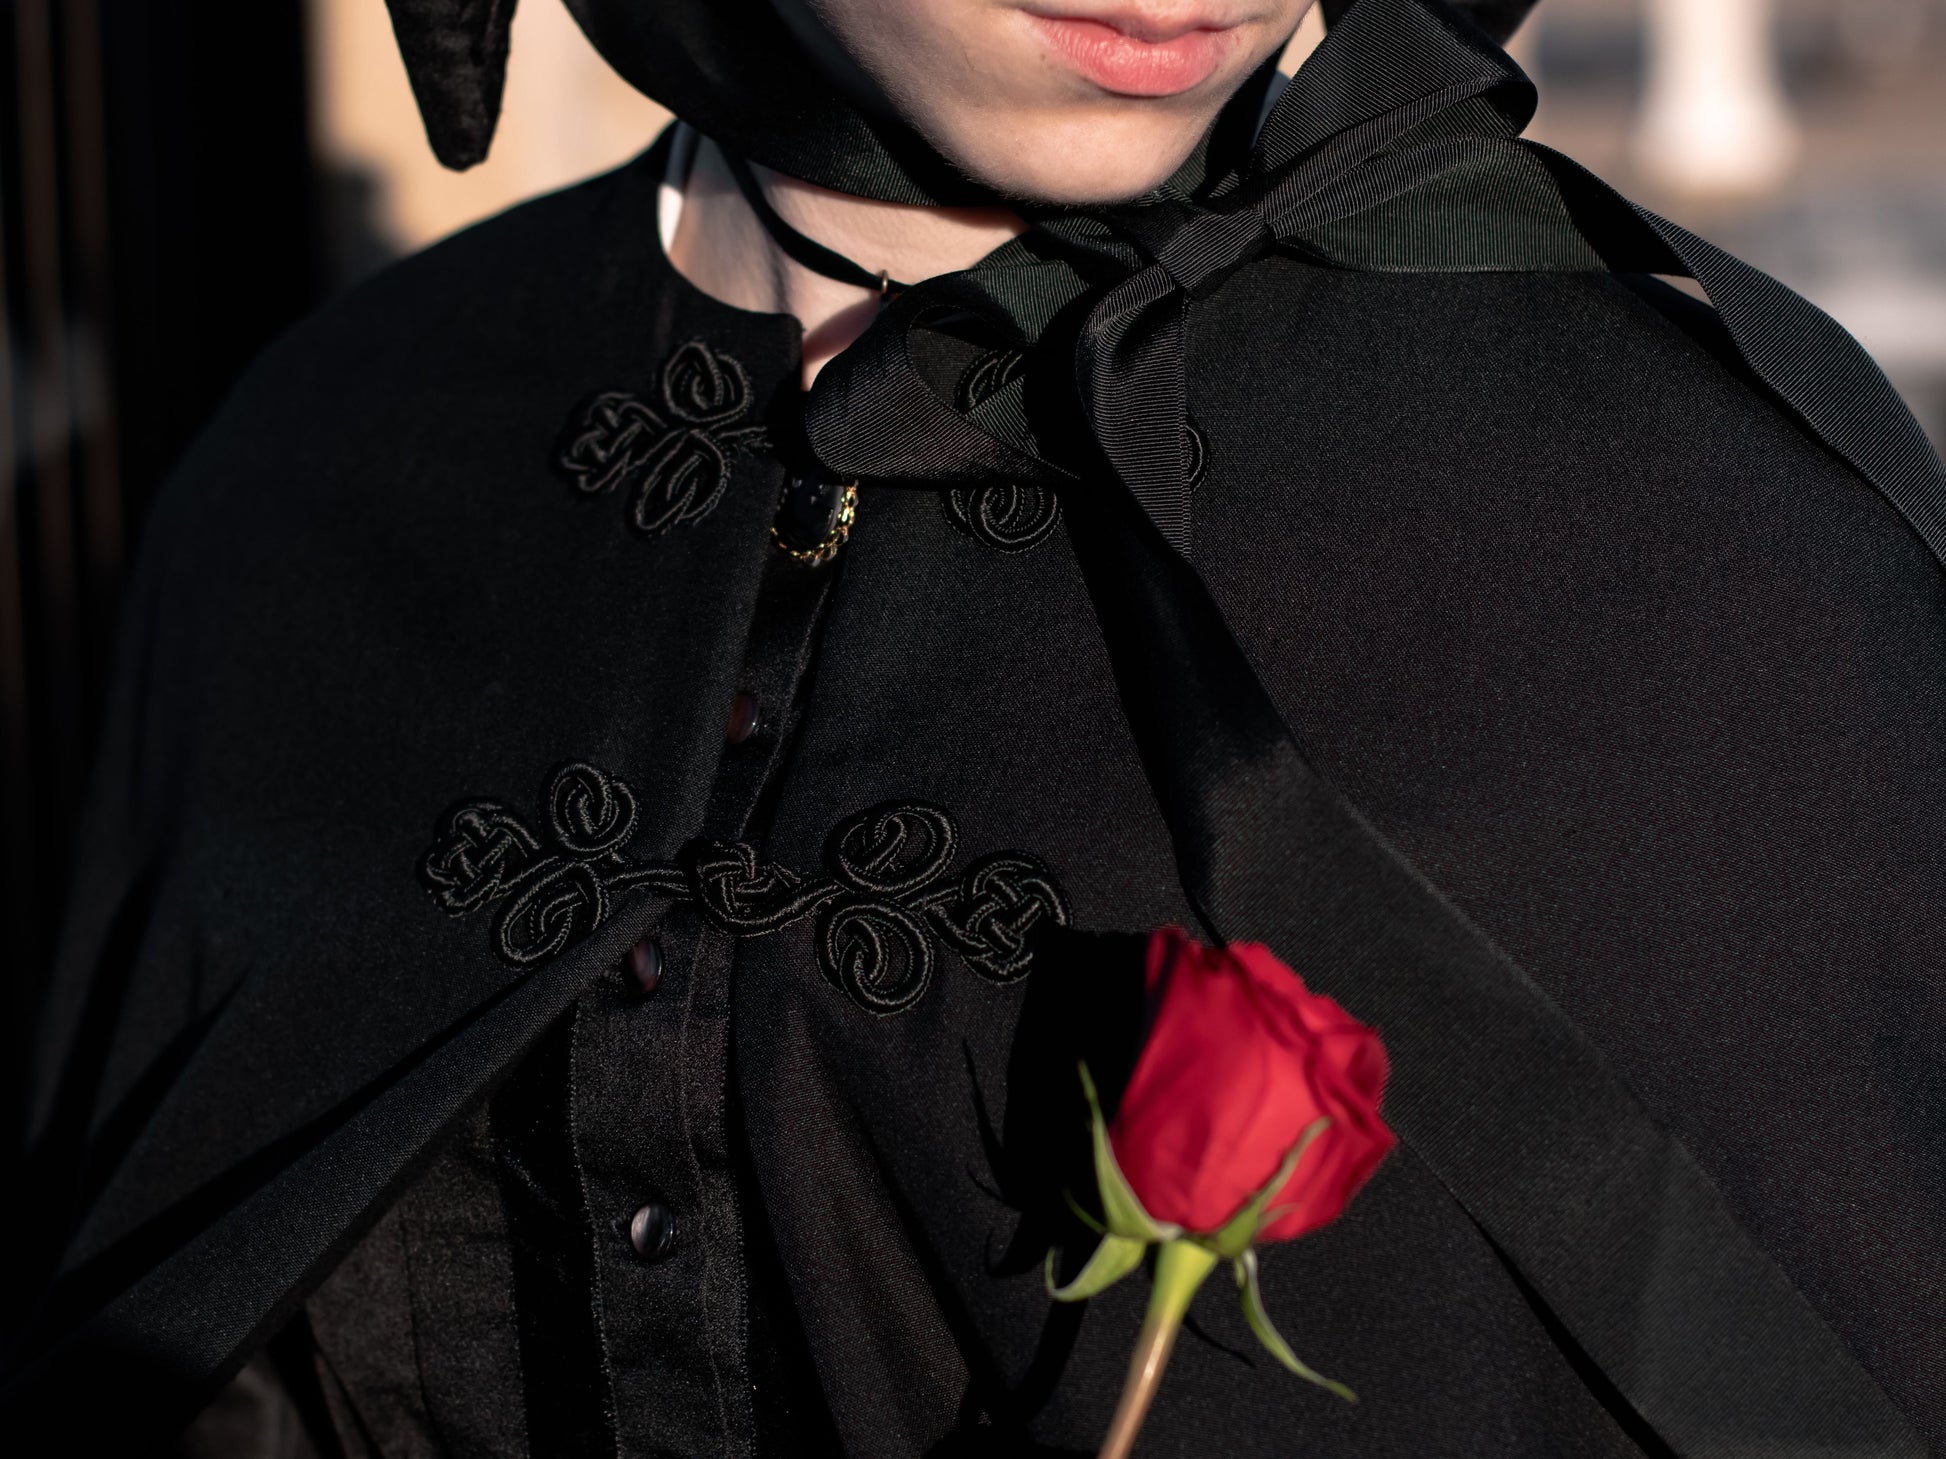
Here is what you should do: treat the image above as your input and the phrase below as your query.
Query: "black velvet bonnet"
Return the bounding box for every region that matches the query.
[384,0,1540,203]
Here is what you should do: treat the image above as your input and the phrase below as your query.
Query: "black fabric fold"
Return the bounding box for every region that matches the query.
[802,0,1943,1452]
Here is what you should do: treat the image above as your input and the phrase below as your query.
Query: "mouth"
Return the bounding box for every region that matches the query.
[1025,9,1243,98]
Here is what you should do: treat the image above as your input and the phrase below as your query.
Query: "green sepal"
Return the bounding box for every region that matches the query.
[1062,1188,1107,1237]
[1079,1063,1181,1245]
[1045,1233,1148,1302]
[1208,1116,1331,1260]
[1236,1250,1358,1404]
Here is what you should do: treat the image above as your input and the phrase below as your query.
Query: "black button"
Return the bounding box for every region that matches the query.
[725,690,761,745]
[626,937,662,994]
[628,1203,677,1261]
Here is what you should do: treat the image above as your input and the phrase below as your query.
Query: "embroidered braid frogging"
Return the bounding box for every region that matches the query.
[557,339,768,537]
[420,763,1071,1014]
[940,346,1211,555]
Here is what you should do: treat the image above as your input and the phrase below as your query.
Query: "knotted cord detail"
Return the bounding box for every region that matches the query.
[421,766,1071,1013]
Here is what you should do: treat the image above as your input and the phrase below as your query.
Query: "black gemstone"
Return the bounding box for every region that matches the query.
[773,470,846,554]
[627,1202,677,1261]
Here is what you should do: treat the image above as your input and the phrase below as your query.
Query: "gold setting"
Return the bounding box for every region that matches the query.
[772,482,858,567]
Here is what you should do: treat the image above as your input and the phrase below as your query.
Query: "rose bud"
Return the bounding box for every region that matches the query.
[1048,927,1395,1459]
[1110,926,1395,1243]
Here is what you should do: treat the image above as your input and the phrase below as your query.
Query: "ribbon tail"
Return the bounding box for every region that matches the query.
[1077,270,1197,556]
[1520,141,1946,565]
[805,279,1073,491]
[1058,482,1927,1458]
[1062,487,1315,932]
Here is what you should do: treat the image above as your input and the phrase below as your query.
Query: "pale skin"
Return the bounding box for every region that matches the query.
[669,0,1317,385]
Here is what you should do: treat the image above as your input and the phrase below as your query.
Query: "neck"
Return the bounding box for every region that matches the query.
[668,137,1025,387]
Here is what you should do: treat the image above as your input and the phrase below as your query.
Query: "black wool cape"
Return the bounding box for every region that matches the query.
[11,2,1946,1455]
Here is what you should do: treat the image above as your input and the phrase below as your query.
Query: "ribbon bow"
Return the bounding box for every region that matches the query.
[807,0,1600,552]
[808,0,1939,561]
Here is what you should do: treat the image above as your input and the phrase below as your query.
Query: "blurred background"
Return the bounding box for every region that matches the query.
[2,0,1944,1195]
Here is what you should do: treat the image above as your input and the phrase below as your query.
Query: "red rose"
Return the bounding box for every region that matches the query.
[1108,927,1395,1242]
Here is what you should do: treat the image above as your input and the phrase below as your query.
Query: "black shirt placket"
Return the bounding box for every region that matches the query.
[568,535,847,1459]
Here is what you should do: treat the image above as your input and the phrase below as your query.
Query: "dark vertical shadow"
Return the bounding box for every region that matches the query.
[1,0,326,1322]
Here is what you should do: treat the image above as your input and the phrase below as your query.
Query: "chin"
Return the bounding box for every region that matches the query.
[925,106,1215,204]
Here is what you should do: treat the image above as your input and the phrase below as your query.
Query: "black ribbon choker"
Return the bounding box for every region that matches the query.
[723,149,911,296]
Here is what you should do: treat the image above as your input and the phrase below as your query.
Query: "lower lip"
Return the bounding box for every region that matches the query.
[1030,15,1236,97]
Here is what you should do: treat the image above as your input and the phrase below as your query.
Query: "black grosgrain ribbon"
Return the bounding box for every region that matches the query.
[811,0,1944,562]
[805,1,1939,1454]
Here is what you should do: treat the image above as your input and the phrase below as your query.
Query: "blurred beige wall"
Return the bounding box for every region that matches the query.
[308,0,669,255]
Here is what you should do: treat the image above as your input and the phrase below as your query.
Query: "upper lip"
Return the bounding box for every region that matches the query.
[1021,6,1242,43]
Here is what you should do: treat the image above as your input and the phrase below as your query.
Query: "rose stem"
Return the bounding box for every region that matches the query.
[1098,1240,1221,1459]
